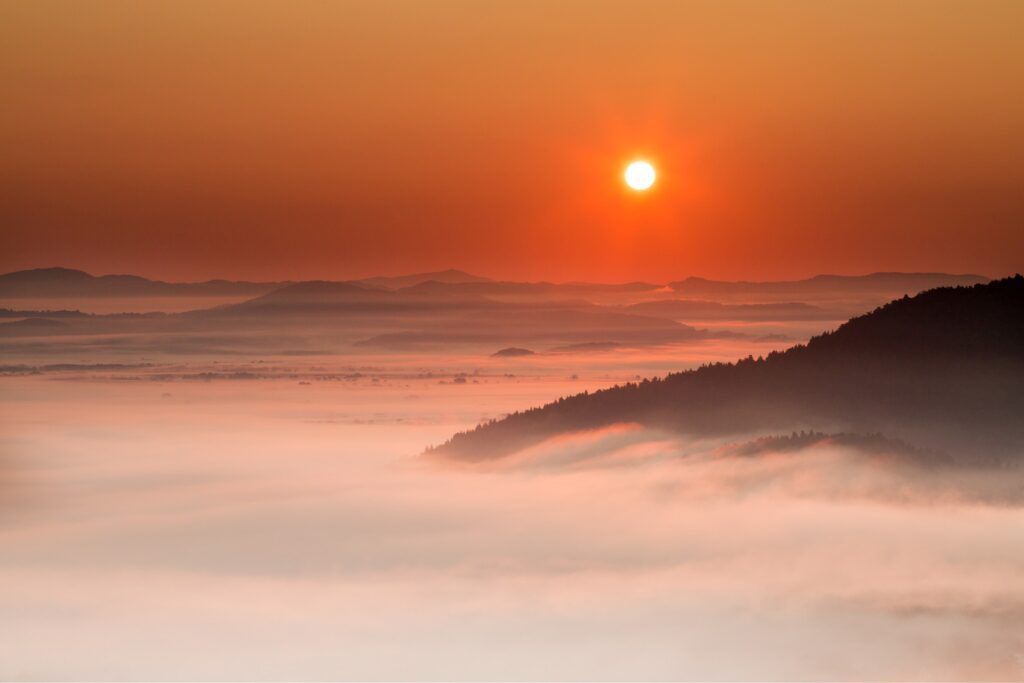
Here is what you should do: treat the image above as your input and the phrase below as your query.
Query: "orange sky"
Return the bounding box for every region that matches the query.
[1,1,1022,282]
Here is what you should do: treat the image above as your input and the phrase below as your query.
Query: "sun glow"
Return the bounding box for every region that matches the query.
[624,160,656,191]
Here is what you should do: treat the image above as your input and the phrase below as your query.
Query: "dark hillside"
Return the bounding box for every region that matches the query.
[433,277,1024,461]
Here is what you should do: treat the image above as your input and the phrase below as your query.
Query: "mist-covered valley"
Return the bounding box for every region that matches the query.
[1,269,1022,680]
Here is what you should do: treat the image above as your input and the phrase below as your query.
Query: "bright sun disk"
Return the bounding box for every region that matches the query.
[624,160,656,191]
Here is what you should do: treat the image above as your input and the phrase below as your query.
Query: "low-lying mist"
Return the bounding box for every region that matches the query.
[2,358,1022,680]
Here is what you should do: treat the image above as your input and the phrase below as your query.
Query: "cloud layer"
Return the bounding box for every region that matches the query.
[1,363,1023,680]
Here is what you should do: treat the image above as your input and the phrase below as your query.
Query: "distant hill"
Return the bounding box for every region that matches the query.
[223,281,386,307]
[0,308,87,318]
[357,269,493,290]
[0,267,495,298]
[3,267,987,308]
[0,317,72,336]
[0,267,288,298]
[432,276,1024,461]
[206,279,498,317]
[173,278,713,349]
[394,279,662,302]
[402,280,661,294]
[0,273,713,350]
[492,347,535,357]
[669,272,988,301]
[549,341,622,353]
[625,300,835,321]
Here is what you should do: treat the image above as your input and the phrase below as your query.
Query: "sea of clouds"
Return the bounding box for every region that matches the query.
[1,356,1022,680]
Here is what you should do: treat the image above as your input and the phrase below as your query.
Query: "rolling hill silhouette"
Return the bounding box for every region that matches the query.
[668,272,988,301]
[356,269,492,289]
[1,267,987,312]
[432,276,1024,462]
[0,267,1011,357]
[0,275,709,351]
[624,299,835,321]
[0,267,287,298]
[211,280,401,314]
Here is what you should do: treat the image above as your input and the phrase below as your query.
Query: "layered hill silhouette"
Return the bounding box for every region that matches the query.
[1,267,986,308]
[624,299,836,321]
[0,275,707,350]
[432,276,1024,462]
[0,267,288,298]
[0,267,1009,356]
[0,267,502,299]
[669,272,987,301]
[198,279,703,340]
[395,279,661,303]
[356,268,492,290]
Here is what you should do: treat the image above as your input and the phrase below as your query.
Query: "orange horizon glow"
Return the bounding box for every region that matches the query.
[1,1,1022,283]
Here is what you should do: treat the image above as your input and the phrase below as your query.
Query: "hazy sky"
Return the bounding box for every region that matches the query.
[2,1,1022,282]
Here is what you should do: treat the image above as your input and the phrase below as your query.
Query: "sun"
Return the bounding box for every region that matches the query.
[624,160,656,191]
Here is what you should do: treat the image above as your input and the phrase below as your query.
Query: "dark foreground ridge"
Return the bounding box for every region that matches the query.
[431,276,1024,462]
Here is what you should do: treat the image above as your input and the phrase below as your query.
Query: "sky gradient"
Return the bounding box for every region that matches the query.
[2,0,1022,282]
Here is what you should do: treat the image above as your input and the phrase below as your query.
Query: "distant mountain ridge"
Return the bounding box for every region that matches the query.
[356,269,492,290]
[669,272,988,300]
[1,267,989,304]
[625,300,836,321]
[0,267,289,298]
[203,280,710,348]
[432,276,1024,461]
[0,269,711,348]
[209,279,498,315]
